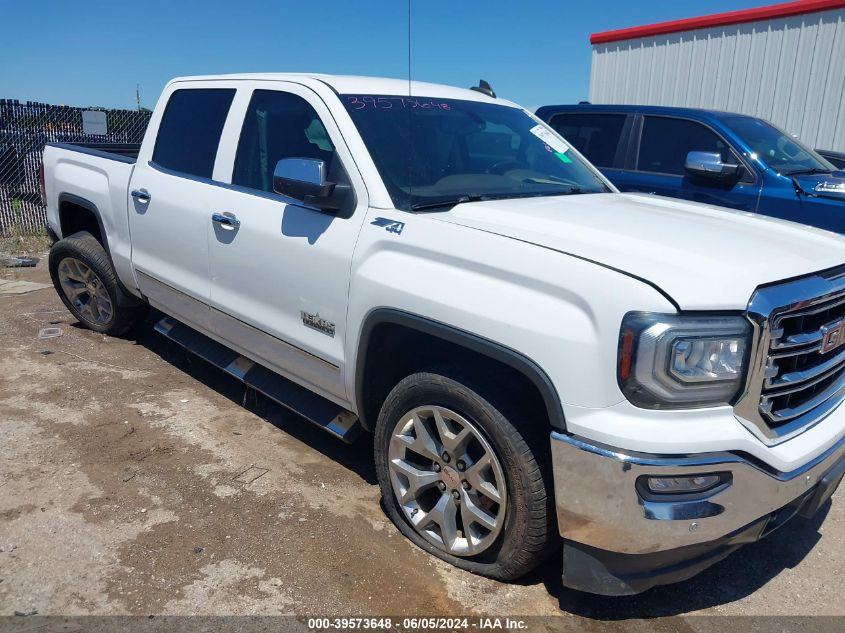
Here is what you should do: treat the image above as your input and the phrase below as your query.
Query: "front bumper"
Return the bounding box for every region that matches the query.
[551,431,845,594]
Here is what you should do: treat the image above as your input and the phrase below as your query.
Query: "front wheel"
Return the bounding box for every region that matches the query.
[374,371,555,580]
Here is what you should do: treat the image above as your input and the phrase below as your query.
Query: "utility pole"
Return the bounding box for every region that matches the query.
[136,84,141,111]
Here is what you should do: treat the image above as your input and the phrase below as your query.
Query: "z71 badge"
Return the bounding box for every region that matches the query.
[815,181,845,194]
[371,217,405,235]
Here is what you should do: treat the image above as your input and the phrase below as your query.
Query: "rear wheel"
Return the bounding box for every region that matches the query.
[49,231,146,336]
[374,371,555,580]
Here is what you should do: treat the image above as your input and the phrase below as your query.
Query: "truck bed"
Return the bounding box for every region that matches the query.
[43,141,139,289]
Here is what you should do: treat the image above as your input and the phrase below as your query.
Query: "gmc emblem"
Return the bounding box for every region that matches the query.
[820,319,845,354]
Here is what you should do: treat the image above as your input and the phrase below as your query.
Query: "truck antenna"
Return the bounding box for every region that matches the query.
[407,0,413,202]
[470,80,496,99]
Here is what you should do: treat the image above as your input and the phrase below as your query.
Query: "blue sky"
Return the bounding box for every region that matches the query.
[1,0,770,110]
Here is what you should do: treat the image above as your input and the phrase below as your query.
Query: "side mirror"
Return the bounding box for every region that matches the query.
[273,158,347,211]
[684,151,742,181]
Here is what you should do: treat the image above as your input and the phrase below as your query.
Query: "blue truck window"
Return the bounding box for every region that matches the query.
[153,88,235,179]
[548,113,625,168]
[637,116,732,175]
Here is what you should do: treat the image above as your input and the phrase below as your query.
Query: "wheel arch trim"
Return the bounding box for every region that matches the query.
[354,308,567,432]
[57,192,113,259]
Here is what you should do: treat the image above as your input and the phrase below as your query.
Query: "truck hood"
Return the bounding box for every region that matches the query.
[434,192,845,310]
[793,171,845,202]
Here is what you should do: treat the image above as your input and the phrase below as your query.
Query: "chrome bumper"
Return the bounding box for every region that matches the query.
[550,431,845,554]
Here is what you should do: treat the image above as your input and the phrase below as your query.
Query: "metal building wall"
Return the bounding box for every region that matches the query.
[589,7,845,151]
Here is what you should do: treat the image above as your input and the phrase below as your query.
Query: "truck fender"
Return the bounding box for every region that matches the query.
[57,192,113,259]
[354,308,566,432]
[55,192,141,300]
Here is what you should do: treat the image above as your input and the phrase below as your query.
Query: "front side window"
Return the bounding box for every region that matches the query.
[152,88,235,178]
[721,116,835,175]
[637,116,735,176]
[233,90,339,193]
[548,113,626,168]
[342,95,610,211]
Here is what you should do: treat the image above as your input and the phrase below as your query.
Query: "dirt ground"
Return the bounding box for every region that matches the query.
[1,261,843,628]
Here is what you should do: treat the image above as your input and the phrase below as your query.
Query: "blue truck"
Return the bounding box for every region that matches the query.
[535,104,845,233]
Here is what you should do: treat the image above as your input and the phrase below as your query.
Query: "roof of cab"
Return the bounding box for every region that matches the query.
[535,103,760,123]
[167,73,518,106]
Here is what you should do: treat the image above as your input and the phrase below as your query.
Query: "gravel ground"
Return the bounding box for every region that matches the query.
[0,262,843,629]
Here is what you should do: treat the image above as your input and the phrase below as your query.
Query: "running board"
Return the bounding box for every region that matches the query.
[154,316,361,443]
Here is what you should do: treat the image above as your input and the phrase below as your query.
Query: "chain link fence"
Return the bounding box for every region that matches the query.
[0,99,151,237]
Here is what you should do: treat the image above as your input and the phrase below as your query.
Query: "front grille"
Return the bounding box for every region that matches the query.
[735,265,845,444]
[761,295,845,427]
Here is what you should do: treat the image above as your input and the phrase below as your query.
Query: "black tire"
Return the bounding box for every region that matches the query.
[49,231,147,336]
[374,370,556,580]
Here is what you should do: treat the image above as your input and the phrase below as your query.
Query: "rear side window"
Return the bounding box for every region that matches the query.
[232,90,339,193]
[153,88,235,178]
[637,116,733,175]
[548,113,626,168]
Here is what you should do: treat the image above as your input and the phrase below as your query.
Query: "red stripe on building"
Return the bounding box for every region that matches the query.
[590,0,845,44]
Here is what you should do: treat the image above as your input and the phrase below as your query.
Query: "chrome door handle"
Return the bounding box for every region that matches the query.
[131,189,151,203]
[212,212,241,229]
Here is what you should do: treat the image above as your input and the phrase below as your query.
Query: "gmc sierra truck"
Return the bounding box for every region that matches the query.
[42,74,845,595]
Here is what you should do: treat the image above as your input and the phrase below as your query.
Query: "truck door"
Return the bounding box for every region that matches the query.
[127,86,235,330]
[623,115,761,211]
[205,83,368,404]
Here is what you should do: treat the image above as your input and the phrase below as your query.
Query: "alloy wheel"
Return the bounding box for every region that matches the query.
[387,405,507,556]
[57,257,114,326]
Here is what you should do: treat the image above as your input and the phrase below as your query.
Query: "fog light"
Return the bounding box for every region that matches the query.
[646,475,721,494]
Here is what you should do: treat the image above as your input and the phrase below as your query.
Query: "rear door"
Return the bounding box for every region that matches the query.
[128,84,235,329]
[546,112,631,183]
[204,82,368,404]
[624,115,761,211]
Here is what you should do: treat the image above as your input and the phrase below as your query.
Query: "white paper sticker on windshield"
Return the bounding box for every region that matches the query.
[529,124,569,154]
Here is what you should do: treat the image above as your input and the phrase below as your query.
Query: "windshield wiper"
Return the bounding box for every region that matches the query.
[410,187,591,212]
[498,187,586,198]
[410,195,488,211]
[782,167,832,176]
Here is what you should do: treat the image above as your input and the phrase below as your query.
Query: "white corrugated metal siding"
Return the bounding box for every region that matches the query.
[589,7,845,151]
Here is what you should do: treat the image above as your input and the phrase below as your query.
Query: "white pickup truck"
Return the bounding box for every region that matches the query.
[42,73,845,595]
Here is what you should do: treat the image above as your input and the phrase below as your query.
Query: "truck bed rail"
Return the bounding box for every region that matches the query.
[46,142,139,163]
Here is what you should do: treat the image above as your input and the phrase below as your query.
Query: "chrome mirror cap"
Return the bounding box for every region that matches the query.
[685,151,742,180]
[272,157,333,201]
[273,157,325,188]
[685,151,725,175]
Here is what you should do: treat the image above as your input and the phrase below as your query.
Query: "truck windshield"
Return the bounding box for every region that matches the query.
[341,95,610,211]
[723,116,836,176]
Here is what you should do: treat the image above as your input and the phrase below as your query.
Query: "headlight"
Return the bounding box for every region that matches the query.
[618,313,751,409]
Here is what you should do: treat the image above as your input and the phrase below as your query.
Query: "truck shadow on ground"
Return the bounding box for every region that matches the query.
[132,316,378,486]
[131,316,831,617]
